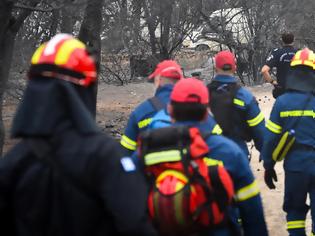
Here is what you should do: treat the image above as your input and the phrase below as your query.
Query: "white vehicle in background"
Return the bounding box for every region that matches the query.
[182,29,221,51]
[182,8,249,51]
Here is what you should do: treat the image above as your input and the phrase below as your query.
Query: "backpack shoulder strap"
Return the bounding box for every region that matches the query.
[149,96,164,111]
[26,138,104,207]
[201,131,212,140]
[208,81,240,96]
[228,83,241,96]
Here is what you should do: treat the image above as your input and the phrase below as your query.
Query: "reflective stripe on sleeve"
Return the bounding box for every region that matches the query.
[287,220,305,230]
[247,112,264,127]
[236,180,260,202]
[266,120,282,134]
[203,157,223,167]
[211,124,223,135]
[120,135,137,151]
[138,118,152,129]
[233,98,245,107]
[280,110,315,118]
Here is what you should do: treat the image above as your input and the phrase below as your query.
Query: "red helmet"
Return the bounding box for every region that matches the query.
[171,78,209,104]
[29,34,97,87]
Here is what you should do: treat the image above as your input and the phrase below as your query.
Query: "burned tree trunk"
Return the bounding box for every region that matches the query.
[60,0,78,34]
[78,0,103,118]
[0,0,40,155]
[159,0,174,59]
[0,1,15,156]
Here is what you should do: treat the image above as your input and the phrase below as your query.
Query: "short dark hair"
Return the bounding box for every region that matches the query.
[170,101,207,122]
[281,32,294,44]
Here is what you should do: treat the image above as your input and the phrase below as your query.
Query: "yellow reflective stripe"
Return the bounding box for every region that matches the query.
[236,180,260,202]
[280,110,315,118]
[31,43,46,64]
[121,135,137,146]
[211,124,222,135]
[144,150,181,166]
[120,140,136,150]
[138,118,152,129]
[233,98,245,107]
[311,232,315,236]
[156,170,188,183]
[55,39,85,65]
[272,131,296,162]
[120,135,137,151]
[247,112,264,127]
[266,120,282,134]
[203,157,223,167]
[287,220,305,229]
[280,135,296,161]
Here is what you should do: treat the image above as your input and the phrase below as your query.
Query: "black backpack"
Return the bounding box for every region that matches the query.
[207,81,252,141]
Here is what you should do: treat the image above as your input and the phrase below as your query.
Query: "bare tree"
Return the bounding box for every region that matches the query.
[78,0,104,117]
[198,0,298,84]
[0,0,44,155]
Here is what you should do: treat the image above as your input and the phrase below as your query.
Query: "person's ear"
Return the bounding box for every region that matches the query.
[201,107,210,121]
[154,75,161,88]
[167,104,176,123]
[232,68,237,74]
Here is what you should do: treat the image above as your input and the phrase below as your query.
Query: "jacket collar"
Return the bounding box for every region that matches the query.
[213,74,237,83]
[155,84,174,96]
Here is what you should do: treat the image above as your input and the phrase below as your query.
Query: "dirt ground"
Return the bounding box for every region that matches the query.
[3,81,313,235]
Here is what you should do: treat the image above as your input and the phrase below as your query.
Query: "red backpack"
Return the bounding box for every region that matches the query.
[138,126,235,236]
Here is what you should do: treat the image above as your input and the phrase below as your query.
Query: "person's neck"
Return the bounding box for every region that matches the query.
[216,72,234,76]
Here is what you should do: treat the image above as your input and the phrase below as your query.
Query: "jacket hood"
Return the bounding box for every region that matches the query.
[286,66,315,93]
[11,77,99,138]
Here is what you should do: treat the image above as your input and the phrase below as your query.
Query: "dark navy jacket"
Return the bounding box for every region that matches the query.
[120,84,173,154]
[262,91,315,171]
[193,121,267,236]
[210,75,266,156]
[0,124,157,236]
[265,46,297,88]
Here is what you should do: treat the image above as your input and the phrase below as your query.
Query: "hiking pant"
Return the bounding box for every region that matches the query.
[283,169,315,236]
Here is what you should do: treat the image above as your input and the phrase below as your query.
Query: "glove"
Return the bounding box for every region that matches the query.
[264,169,277,189]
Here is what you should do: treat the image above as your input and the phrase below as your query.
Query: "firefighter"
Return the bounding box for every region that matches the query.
[0,34,157,236]
[120,59,183,155]
[262,48,315,236]
[261,32,298,98]
[148,79,222,134]
[135,78,268,235]
[207,50,266,158]
[169,78,268,235]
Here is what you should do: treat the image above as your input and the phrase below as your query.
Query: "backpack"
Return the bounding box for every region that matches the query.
[207,81,252,141]
[138,126,234,236]
[149,109,172,129]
